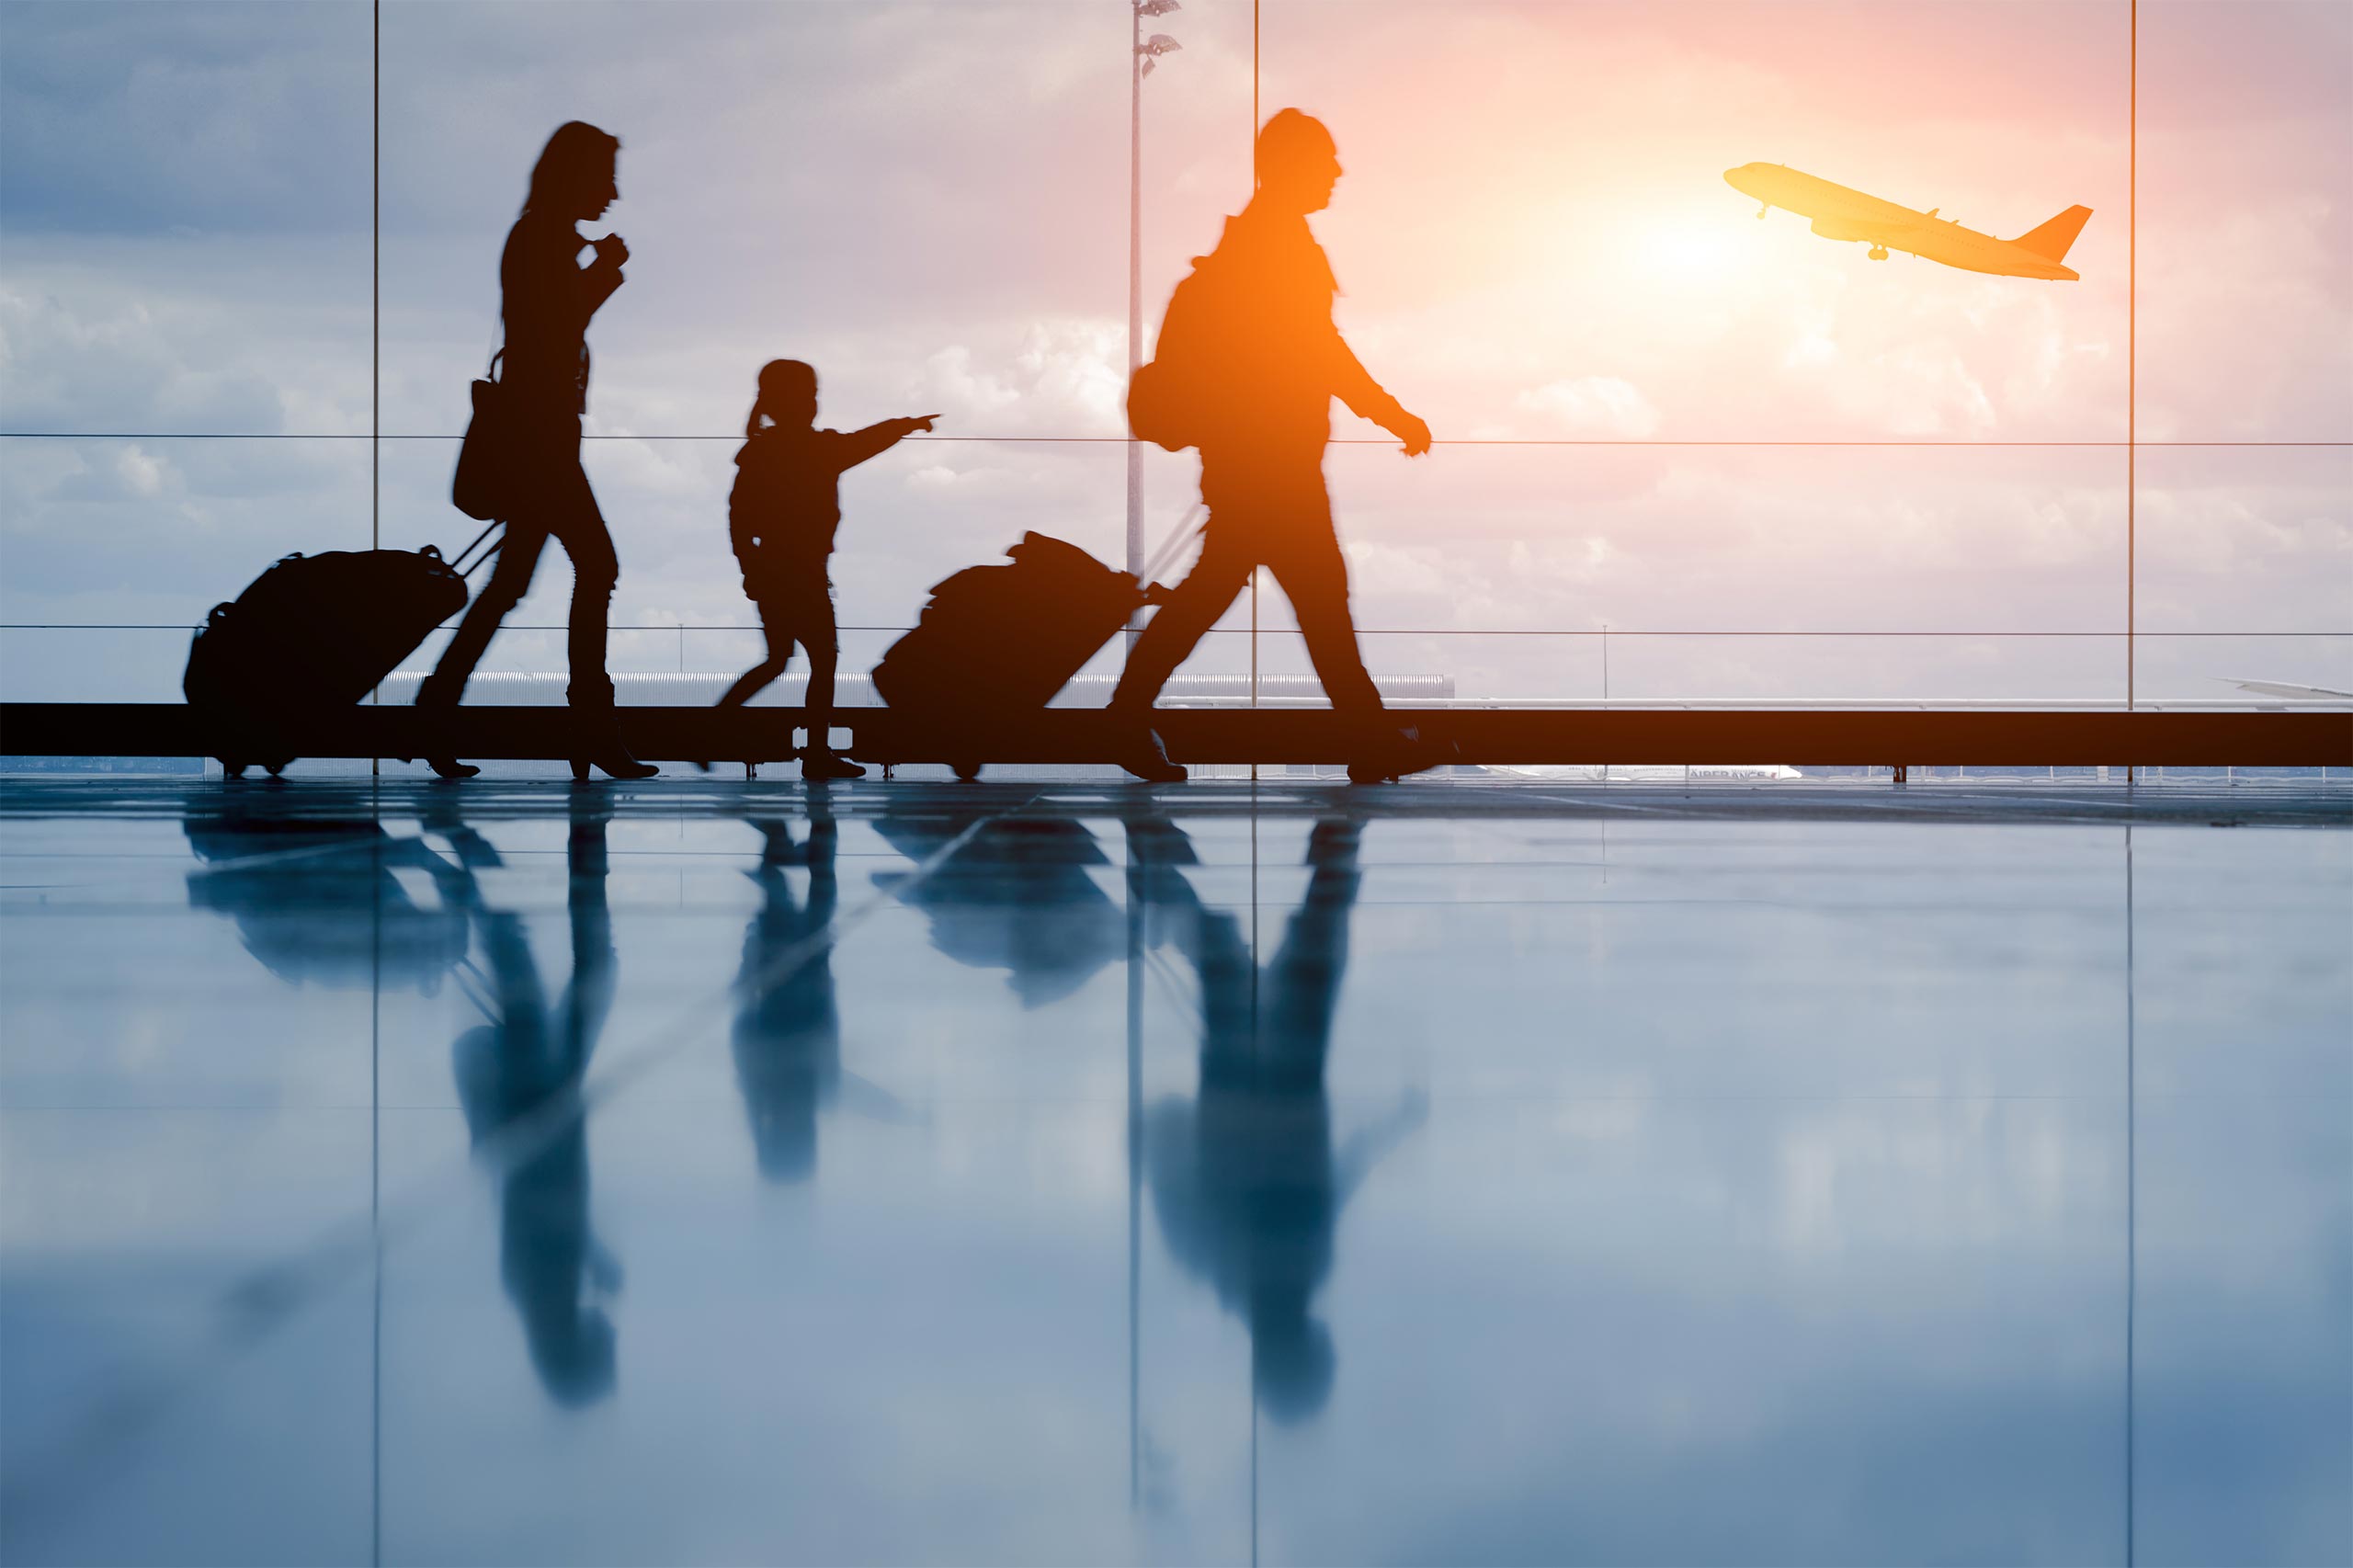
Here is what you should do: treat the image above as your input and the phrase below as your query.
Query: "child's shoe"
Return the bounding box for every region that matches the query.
[802,748,865,781]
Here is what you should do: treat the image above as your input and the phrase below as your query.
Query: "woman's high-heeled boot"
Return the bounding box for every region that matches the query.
[574,707,657,780]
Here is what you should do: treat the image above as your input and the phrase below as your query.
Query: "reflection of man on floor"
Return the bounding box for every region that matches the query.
[451,796,620,1407]
[733,802,840,1183]
[1140,813,1424,1423]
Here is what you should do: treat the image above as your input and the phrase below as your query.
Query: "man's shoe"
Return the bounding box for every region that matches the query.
[1347,724,1456,786]
[1118,724,1187,784]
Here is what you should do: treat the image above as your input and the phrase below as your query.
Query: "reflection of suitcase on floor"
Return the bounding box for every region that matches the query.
[871,532,1149,778]
[183,526,497,776]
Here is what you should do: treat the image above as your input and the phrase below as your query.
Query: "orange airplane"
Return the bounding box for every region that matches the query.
[1724,162,2091,280]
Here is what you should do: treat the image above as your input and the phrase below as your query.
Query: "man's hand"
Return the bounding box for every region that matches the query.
[590,233,630,268]
[904,415,939,434]
[1388,409,1432,457]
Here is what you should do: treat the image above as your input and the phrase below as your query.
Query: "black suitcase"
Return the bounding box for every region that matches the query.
[184,528,494,776]
[871,532,1150,778]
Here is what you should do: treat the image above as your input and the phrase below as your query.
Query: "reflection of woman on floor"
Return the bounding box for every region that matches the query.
[1140,813,1424,1424]
[451,797,621,1406]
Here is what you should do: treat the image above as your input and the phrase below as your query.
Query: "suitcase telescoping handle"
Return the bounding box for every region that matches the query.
[449,521,505,579]
[1141,505,1207,590]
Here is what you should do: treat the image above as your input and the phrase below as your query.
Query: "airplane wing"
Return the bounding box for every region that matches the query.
[2221,677,2353,699]
[1809,211,1934,245]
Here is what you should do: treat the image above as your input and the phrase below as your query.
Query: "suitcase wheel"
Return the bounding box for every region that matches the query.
[221,758,247,779]
[953,759,983,783]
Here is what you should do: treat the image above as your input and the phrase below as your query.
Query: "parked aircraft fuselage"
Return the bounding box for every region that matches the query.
[1724,163,2086,281]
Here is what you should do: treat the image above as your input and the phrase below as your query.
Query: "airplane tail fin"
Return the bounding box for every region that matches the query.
[2013,204,2092,263]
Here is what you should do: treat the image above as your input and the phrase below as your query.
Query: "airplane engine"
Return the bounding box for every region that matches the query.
[1810,216,1875,243]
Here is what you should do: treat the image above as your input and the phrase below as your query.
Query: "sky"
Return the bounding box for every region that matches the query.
[1,0,2347,703]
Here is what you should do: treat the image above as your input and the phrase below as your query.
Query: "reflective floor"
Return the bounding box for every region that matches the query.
[2,778,2347,1566]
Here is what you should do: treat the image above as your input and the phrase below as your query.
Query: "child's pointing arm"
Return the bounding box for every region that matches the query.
[834,415,938,472]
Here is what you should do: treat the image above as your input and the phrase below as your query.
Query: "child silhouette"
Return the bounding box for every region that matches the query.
[711,358,936,779]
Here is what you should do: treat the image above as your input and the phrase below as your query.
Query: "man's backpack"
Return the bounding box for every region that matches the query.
[1126,254,1229,453]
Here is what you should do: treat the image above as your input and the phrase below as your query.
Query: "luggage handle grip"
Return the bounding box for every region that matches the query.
[1141,505,1207,590]
[450,521,505,579]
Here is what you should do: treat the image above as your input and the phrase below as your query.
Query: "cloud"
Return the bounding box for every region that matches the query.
[904,320,1125,437]
[0,1,370,236]
[0,280,290,435]
[48,442,174,505]
[1516,376,1662,439]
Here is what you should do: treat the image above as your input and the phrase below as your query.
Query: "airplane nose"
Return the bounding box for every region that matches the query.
[1723,166,1750,191]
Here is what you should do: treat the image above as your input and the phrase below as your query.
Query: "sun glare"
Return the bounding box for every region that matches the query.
[1637,220,1735,281]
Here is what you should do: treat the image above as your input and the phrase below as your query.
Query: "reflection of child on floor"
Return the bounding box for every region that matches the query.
[711,358,936,779]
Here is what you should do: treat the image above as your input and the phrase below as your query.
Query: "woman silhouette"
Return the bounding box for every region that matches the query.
[418,121,655,780]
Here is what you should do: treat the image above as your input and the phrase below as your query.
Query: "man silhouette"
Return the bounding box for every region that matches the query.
[1114,110,1432,784]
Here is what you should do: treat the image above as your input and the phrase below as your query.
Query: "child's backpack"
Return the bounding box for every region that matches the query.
[1126,253,1232,453]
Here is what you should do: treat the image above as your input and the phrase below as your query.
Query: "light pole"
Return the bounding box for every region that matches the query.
[1124,7,1177,1505]
[1129,1,1180,645]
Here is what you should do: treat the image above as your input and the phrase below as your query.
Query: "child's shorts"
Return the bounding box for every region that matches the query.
[752,574,836,656]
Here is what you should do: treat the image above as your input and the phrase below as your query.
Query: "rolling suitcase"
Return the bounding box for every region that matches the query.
[184,524,499,776]
[872,529,1186,780]
[875,533,1143,710]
